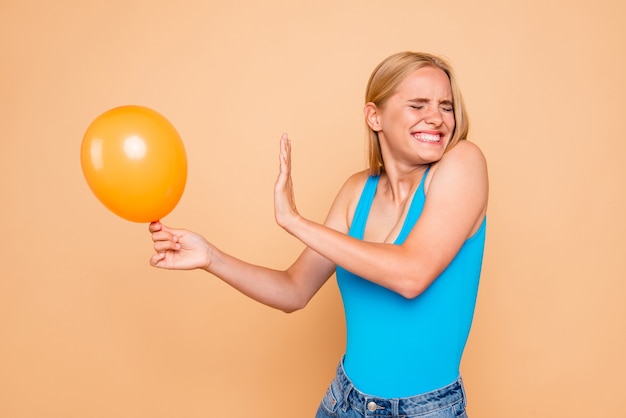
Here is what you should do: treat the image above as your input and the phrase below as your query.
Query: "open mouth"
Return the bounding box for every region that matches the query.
[412,132,441,143]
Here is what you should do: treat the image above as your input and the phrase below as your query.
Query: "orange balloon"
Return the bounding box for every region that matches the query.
[80,105,187,223]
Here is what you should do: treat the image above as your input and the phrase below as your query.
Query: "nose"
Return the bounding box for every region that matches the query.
[424,105,443,126]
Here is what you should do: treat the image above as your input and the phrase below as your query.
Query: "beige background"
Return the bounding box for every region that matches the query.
[1,0,624,417]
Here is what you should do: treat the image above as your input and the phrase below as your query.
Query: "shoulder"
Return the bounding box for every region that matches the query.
[443,140,486,167]
[324,169,371,232]
[428,141,487,179]
[342,169,371,193]
[337,170,371,209]
[425,140,488,195]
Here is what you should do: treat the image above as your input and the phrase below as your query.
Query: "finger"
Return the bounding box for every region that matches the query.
[151,230,178,243]
[154,239,180,252]
[150,221,180,236]
[150,252,166,267]
[149,221,162,232]
[279,134,286,162]
[280,135,292,170]
[282,134,291,157]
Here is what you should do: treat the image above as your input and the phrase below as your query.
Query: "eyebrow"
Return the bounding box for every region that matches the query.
[408,98,454,106]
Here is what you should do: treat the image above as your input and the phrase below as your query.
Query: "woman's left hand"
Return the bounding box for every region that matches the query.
[274,133,300,231]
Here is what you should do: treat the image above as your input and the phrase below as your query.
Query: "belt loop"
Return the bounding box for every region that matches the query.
[341,382,353,413]
[344,383,352,404]
[459,376,467,407]
[391,398,399,416]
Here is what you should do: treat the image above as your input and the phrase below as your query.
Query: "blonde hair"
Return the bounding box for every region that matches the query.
[365,52,469,175]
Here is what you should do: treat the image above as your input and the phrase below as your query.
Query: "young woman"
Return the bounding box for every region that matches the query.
[149,51,488,417]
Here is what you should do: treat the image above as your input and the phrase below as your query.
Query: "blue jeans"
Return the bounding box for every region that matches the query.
[315,361,468,418]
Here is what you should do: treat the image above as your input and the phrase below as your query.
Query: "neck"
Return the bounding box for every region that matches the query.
[380,164,429,206]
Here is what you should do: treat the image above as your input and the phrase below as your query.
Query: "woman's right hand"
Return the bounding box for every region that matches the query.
[149,221,212,271]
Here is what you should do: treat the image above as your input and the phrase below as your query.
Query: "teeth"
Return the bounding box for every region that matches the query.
[414,133,440,142]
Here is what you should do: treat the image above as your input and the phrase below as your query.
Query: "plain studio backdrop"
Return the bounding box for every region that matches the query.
[1,0,624,417]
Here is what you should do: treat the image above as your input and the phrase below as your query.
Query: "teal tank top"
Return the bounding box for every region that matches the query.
[336,169,486,398]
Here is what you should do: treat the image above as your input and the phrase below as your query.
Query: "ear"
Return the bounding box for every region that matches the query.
[364,102,381,131]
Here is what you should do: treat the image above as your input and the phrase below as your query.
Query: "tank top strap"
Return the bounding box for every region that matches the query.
[351,167,431,241]
[349,175,380,240]
[395,165,431,244]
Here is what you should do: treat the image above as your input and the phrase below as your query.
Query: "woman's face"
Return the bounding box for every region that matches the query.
[373,66,455,167]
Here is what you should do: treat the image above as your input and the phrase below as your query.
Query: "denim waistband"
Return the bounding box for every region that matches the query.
[332,359,466,416]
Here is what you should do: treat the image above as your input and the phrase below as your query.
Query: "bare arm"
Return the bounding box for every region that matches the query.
[149,135,351,312]
[149,222,336,313]
[275,136,488,299]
